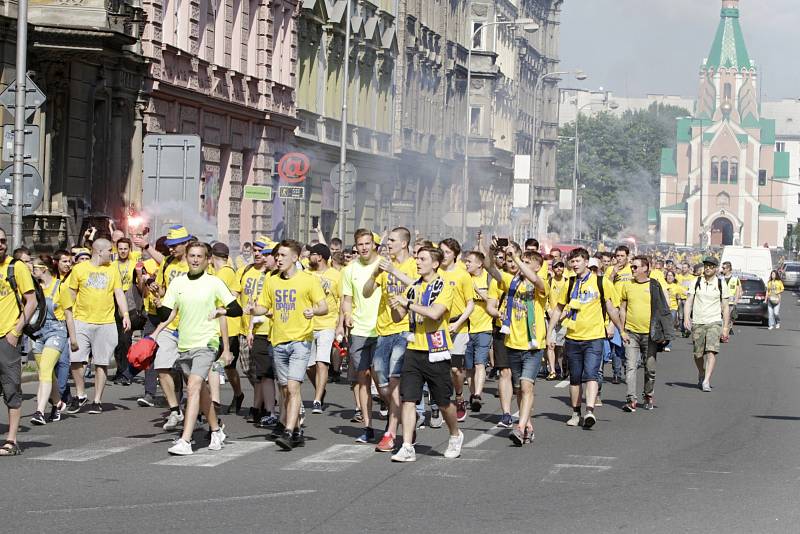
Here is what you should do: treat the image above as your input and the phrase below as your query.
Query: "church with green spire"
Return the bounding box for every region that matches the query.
[658,0,789,247]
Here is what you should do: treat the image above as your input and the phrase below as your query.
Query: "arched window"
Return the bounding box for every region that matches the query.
[711,157,720,184]
[720,158,729,184]
[729,158,738,184]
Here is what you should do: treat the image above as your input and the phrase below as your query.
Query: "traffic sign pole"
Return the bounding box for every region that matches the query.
[12,0,28,247]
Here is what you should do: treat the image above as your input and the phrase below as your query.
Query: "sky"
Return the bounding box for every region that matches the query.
[559,0,800,101]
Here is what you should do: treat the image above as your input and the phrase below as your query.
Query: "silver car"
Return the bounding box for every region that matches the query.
[780,262,800,289]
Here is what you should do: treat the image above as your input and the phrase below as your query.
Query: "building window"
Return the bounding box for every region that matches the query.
[471,22,485,50]
[720,158,729,184]
[758,169,767,186]
[711,157,720,184]
[776,142,786,152]
[797,193,800,205]
[470,106,482,135]
[717,192,730,208]
[723,83,732,100]
[729,158,738,184]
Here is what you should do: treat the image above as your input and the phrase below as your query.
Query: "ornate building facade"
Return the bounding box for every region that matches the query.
[659,0,789,247]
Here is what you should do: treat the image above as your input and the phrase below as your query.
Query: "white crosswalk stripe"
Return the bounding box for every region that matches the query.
[154,440,273,467]
[282,444,374,472]
[31,437,151,462]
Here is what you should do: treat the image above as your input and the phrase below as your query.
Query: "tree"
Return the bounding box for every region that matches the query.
[552,102,690,241]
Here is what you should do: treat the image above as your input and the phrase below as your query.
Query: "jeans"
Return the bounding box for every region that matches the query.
[55,338,72,402]
[611,335,626,379]
[126,314,160,396]
[373,333,408,387]
[565,338,604,385]
[273,340,313,385]
[115,314,134,380]
[625,331,658,400]
[508,348,543,389]
[465,332,492,369]
[768,301,781,327]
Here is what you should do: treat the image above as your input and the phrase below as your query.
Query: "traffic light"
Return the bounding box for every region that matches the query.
[788,223,794,236]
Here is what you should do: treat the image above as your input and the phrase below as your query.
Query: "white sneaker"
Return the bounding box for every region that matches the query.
[163,411,184,431]
[391,443,417,462]
[768,326,774,330]
[168,438,193,456]
[444,430,464,459]
[776,324,780,329]
[208,428,227,451]
[566,413,582,426]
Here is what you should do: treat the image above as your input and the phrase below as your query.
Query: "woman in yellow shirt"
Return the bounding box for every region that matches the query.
[766,270,784,330]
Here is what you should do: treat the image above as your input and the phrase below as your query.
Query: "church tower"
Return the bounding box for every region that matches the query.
[658,0,789,248]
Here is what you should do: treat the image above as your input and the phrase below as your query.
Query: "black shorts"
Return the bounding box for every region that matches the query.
[218,336,241,370]
[0,338,22,409]
[399,349,453,407]
[251,335,275,379]
[492,329,510,369]
[450,354,466,369]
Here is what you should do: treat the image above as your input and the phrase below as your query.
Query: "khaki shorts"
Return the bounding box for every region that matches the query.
[177,347,216,378]
[154,329,180,370]
[691,322,722,358]
[70,321,118,365]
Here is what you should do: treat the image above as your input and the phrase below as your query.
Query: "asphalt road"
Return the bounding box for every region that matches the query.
[2,300,800,533]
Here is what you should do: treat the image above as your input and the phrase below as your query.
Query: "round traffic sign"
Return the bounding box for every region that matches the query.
[329,162,357,192]
[0,163,44,216]
[277,152,310,184]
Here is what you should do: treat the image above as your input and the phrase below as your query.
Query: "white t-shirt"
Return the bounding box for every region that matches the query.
[687,276,731,325]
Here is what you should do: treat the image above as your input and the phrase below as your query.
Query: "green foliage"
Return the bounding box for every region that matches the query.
[553,102,690,240]
[783,224,800,251]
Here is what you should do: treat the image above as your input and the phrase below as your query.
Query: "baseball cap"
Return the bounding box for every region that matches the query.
[588,258,600,269]
[309,243,331,261]
[211,242,230,258]
[164,225,193,246]
[553,261,565,268]
[702,256,719,266]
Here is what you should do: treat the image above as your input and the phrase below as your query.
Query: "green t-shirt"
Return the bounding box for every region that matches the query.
[341,257,381,337]
[162,273,235,352]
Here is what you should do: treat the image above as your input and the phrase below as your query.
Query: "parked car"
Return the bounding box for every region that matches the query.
[733,273,768,325]
[779,261,800,289]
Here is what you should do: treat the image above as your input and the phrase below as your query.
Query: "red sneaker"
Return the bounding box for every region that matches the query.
[456,400,467,422]
[375,433,395,452]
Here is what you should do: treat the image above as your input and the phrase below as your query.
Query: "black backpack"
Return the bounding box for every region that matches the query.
[7,259,47,339]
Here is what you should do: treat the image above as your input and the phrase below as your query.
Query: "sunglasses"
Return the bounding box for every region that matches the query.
[0,238,6,244]
[631,265,640,270]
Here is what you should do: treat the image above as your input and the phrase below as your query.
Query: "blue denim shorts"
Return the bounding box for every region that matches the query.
[32,321,68,355]
[565,338,605,385]
[373,333,408,387]
[465,332,492,369]
[272,340,312,385]
[508,348,544,389]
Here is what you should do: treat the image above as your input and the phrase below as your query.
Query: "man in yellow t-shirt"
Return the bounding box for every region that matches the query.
[111,237,140,386]
[210,243,244,414]
[438,238,475,424]
[0,228,37,455]
[463,251,494,412]
[362,227,417,451]
[65,238,129,416]
[252,240,327,450]
[152,225,192,430]
[619,256,661,411]
[605,245,633,384]
[486,246,548,445]
[387,246,463,463]
[306,243,341,414]
[548,248,627,429]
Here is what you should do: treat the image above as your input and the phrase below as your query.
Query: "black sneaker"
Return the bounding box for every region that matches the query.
[275,431,294,450]
[270,422,286,438]
[350,409,363,423]
[48,403,63,422]
[291,429,305,447]
[87,402,103,414]
[470,394,482,412]
[227,393,245,415]
[65,396,88,414]
[137,393,155,407]
[30,411,47,426]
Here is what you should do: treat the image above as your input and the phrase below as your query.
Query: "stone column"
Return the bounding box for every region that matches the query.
[129,101,146,210]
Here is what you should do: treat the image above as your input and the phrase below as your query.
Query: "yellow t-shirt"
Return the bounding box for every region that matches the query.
[376,256,418,336]
[439,267,475,335]
[497,272,549,350]
[469,271,494,334]
[650,269,667,288]
[258,271,326,345]
[549,275,568,311]
[0,256,36,336]
[665,282,687,311]
[767,279,784,296]
[558,272,615,341]
[68,261,122,324]
[43,278,73,322]
[312,268,341,331]
[240,266,271,335]
[620,279,654,334]
[112,259,136,292]
[606,264,633,288]
[677,273,696,292]
[406,277,454,352]
[214,265,242,337]
[156,258,189,330]
[141,258,160,316]
[487,278,504,328]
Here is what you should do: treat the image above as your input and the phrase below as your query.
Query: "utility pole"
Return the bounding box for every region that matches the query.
[337,0,351,243]
[12,0,28,247]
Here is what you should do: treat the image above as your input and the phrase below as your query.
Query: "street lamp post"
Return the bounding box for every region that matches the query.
[529,69,586,238]
[462,18,538,245]
[337,0,352,243]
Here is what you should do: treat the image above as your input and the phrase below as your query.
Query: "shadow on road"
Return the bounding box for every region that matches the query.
[753,415,800,421]
[665,381,699,390]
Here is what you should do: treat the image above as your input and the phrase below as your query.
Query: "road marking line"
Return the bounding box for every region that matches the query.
[464,411,519,448]
[565,454,617,466]
[31,437,151,462]
[26,490,317,514]
[555,380,570,388]
[542,464,612,484]
[153,440,272,467]
[282,444,374,472]
[413,450,492,478]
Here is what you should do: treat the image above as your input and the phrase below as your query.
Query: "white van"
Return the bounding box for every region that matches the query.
[721,246,773,283]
